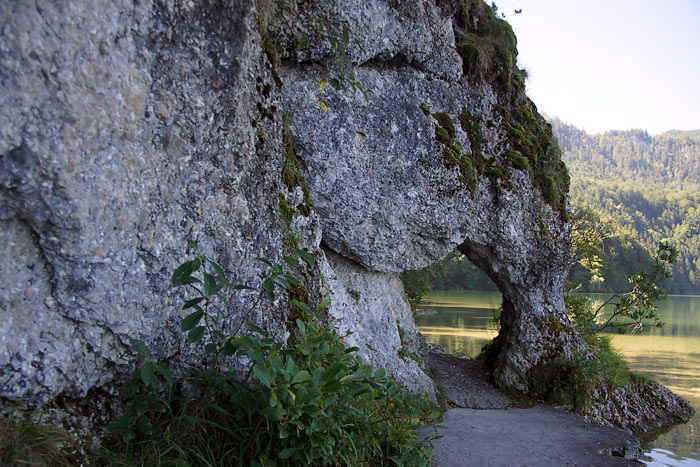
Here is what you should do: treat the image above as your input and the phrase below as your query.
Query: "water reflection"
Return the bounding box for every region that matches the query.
[416,291,700,465]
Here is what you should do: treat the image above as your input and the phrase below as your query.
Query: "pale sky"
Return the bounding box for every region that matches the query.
[493,0,700,135]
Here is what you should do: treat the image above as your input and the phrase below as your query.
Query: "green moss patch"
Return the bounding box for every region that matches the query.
[458,111,484,160]
[454,0,518,90]
[281,115,313,218]
[506,150,530,170]
[432,109,518,194]
[450,1,571,219]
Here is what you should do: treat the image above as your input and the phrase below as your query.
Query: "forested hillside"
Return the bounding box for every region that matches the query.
[554,119,700,294]
[553,119,700,187]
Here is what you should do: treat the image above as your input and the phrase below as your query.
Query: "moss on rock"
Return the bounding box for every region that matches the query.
[449,1,571,219]
[281,115,313,217]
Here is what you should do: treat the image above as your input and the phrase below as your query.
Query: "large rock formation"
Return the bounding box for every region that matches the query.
[0,0,690,434]
[0,0,437,408]
[279,0,579,392]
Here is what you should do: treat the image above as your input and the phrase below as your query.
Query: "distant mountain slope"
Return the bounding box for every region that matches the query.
[552,118,700,188]
[551,119,700,294]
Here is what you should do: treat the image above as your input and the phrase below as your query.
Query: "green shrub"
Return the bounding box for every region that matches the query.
[100,246,439,466]
[551,335,632,413]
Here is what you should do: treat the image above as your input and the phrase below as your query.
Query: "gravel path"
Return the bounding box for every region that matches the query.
[423,351,643,466]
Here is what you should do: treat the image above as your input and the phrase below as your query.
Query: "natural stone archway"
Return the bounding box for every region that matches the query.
[458,237,583,393]
[0,0,692,435]
[279,0,584,393]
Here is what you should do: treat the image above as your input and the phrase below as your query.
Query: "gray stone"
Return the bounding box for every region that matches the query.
[0,0,441,408]
[0,0,690,442]
[321,249,435,398]
[426,351,512,409]
[586,380,696,433]
[270,0,462,80]
[0,0,295,406]
[282,63,582,392]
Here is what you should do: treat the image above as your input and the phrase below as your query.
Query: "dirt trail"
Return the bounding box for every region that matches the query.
[423,351,643,466]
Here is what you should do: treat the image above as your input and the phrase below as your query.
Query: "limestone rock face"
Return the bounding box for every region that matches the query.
[321,250,435,398]
[587,381,696,433]
[2,0,687,437]
[1,0,297,406]
[279,0,580,392]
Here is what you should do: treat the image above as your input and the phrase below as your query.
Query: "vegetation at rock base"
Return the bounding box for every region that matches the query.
[528,209,678,412]
[0,419,80,466]
[91,245,439,466]
[401,206,677,414]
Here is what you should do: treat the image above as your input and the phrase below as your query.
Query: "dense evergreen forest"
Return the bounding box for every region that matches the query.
[416,120,700,295]
[554,118,700,294]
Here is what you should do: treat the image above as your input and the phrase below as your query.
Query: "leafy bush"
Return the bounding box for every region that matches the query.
[567,240,678,336]
[550,335,632,413]
[100,246,439,466]
[551,232,679,412]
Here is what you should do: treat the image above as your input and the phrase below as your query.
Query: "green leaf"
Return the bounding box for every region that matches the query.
[279,447,296,459]
[294,249,316,267]
[255,365,274,387]
[181,310,204,332]
[207,259,226,279]
[282,274,301,286]
[171,258,202,286]
[290,300,310,314]
[203,271,223,296]
[182,297,204,310]
[291,370,311,385]
[187,326,206,343]
[157,365,174,389]
[262,278,275,300]
[282,255,300,269]
[222,340,237,356]
[140,361,158,388]
[130,339,150,357]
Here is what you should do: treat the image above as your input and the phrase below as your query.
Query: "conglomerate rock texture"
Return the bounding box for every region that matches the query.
[0,0,690,434]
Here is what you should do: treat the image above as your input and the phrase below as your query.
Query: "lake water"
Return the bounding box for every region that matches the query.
[415,291,700,466]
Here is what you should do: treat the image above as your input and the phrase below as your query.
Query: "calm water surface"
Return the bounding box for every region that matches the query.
[415,291,700,466]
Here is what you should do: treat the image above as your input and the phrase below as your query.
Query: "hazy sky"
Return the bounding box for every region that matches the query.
[492,0,700,135]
